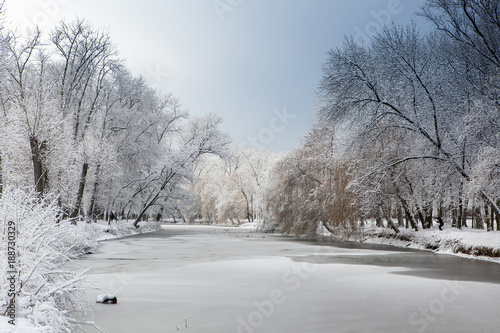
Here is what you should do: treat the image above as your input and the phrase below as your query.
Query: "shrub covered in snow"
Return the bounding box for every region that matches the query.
[0,189,96,332]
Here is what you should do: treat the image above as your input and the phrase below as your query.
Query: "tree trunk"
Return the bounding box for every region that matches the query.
[496,199,500,231]
[462,197,469,228]
[484,205,491,231]
[30,136,48,195]
[397,206,404,227]
[383,208,400,234]
[133,204,150,228]
[0,155,3,195]
[457,185,464,229]
[133,170,178,228]
[251,194,254,222]
[375,212,384,228]
[423,204,433,229]
[417,210,425,229]
[241,189,253,222]
[71,162,89,218]
[88,164,101,220]
[399,197,418,230]
[474,207,484,230]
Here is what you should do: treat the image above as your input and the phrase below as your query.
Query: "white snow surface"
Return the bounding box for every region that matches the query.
[0,316,52,333]
[96,293,117,303]
[358,225,500,264]
[0,213,160,332]
[82,219,162,242]
[79,224,500,332]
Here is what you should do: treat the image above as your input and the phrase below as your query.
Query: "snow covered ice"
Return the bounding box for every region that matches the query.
[78,225,500,333]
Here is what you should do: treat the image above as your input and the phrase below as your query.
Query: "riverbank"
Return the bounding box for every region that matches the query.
[0,220,161,333]
[357,226,500,264]
[82,219,162,242]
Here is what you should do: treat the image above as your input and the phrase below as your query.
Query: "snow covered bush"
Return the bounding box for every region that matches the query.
[0,188,96,332]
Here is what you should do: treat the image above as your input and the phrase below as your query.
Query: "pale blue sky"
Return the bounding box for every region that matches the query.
[5,0,429,152]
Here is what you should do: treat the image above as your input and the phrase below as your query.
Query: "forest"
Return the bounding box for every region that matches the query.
[0,0,499,331]
[183,0,500,237]
[0,0,499,236]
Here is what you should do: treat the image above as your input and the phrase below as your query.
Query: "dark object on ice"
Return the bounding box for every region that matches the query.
[437,217,444,231]
[96,294,117,304]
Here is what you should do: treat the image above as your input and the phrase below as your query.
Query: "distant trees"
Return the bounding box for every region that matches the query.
[1,1,498,238]
[0,18,229,225]
[264,125,362,236]
[184,147,276,225]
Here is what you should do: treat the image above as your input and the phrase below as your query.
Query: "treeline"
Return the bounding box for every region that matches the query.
[188,1,500,237]
[260,0,500,236]
[1,1,499,237]
[0,18,229,226]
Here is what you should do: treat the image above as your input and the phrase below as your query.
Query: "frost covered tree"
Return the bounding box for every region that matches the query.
[0,17,231,226]
[0,29,56,195]
[131,114,230,227]
[185,147,276,225]
[49,19,119,217]
[262,124,362,237]
[261,0,500,238]
[421,0,500,228]
[0,189,97,332]
[318,21,499,231]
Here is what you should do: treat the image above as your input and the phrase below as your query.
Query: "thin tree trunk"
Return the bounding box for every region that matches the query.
[71,162,89,219]
[0,155,3,195]
[241,189,252,222]
[397,205,404,227]
[496,199,500,231]
[375,211,384,228]
[399,196,418,230]
[457,184,464,229]
[383,207,400,234]
[484,205,491,231]
[88,164,101,220]
[452,207,457,228]
[423,204,433,229]
[30,136,47,195]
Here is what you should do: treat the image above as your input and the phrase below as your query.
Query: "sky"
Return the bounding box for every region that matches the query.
[3,0,429,152]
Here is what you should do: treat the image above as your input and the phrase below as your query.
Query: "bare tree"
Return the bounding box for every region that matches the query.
[50,19,118,217]
[319,23,500,225]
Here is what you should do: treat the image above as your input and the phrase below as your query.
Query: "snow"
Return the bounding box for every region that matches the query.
[79,219,162,242]
[0,316,52,333]
[96,294,117,304]
[238,221,260,229]
[0,189,161,333]
[78,225,500,333]
[357,225,500,264]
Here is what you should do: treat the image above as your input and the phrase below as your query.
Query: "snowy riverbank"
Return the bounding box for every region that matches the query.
[0,218,161,333]
[82,219,162,243]
[358,227,500,264]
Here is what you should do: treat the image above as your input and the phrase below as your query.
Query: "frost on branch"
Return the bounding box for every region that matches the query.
[0,189,94,332]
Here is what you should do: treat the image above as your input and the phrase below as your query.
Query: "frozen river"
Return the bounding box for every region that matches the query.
[79,225,500,333]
